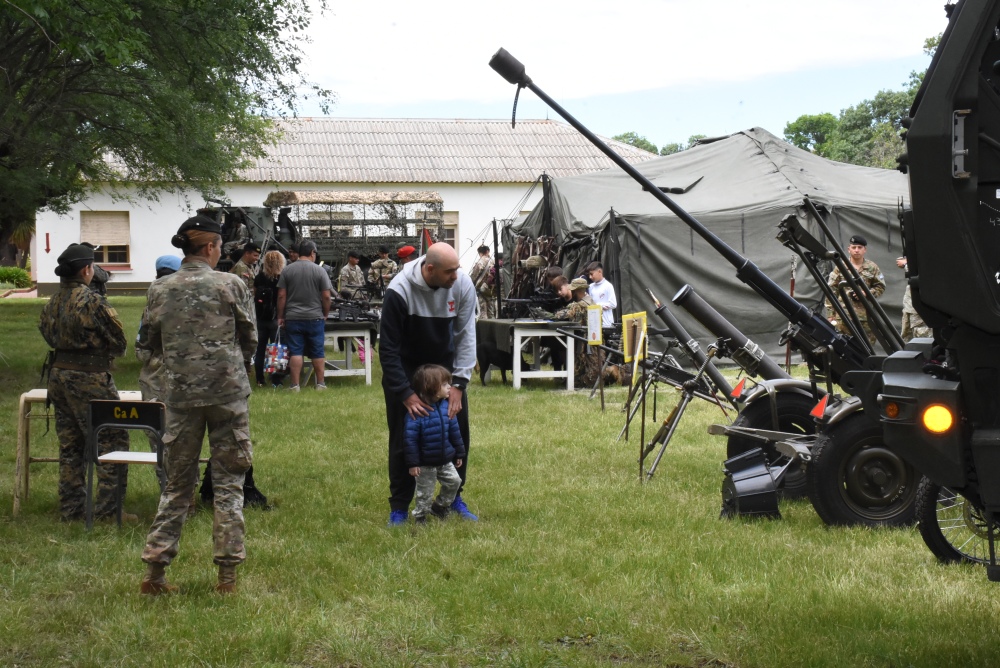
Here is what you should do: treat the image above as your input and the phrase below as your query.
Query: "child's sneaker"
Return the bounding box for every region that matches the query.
[450,495,478,521]
[387,509,408,526]
[430,502,450,519]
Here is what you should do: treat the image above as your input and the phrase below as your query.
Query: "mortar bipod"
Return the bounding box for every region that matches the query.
[641,339,727,480]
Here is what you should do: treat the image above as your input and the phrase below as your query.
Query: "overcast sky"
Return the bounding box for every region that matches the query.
[300,1,949,149]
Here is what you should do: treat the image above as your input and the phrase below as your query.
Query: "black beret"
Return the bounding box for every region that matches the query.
[378,245,390,254]
[57,243,95,265]
[243,240,262,253]
[178,215,222,236]
[849,235,868,247]
[348,250,360,259]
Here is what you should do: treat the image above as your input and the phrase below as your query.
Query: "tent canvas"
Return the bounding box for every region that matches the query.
[510,128,910,358]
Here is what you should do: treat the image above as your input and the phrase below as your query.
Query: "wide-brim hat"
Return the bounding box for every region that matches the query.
[569,277,590,292]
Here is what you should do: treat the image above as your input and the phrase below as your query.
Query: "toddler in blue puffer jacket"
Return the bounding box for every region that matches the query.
[404,364,467,523]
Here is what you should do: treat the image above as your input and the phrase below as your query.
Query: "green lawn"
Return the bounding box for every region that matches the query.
[1,297,998,667]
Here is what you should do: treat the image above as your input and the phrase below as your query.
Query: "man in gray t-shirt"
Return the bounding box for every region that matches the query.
[277,240,333,390]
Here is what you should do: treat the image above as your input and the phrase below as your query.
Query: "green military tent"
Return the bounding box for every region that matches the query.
[509,127,910,357]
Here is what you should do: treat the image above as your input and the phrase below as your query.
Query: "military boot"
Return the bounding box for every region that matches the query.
[215,564,238,594]
[140,562,178,595]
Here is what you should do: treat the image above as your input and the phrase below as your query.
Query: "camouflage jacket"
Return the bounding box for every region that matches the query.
[825,259,886,320]
[143,260,257,408]
[339,263,365,290]
[230,259,255,291]
[39,278,127,359]
[553,294,595,325]
[368,257,397,285]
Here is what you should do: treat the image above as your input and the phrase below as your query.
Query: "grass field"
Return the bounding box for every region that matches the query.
[1,297,999,667]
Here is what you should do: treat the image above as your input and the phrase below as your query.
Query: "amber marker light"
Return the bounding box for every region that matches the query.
[884,401,900,419]
[922,404,954,434]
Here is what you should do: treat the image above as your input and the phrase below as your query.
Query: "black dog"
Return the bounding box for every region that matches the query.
[477,341,528,385]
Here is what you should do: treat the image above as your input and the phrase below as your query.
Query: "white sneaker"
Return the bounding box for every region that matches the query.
[289,384,300,392]
[315,384,327,390]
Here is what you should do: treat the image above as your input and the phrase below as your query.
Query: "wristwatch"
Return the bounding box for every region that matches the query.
[452,380,467,391]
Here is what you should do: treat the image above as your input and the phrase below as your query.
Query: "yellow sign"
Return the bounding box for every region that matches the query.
[114,406,140,420]
[621,312,647,363]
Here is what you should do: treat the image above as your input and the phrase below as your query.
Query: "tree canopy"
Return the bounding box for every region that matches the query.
[783,34,940,169]
[613,132,706,156]
[0,0,330,266]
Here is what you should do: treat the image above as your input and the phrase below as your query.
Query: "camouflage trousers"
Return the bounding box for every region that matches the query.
[575,343,605,388]
[142,398,252,567]
[412,462,462,519]
[48,368,129,520]
[834,317,877,347]
[901,311,931,342]
[477,294,497,320]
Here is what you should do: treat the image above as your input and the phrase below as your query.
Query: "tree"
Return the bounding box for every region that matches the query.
[0,0,331,266]
[784,113,840,155]
[612,131,659,154]
[659,143,684,156]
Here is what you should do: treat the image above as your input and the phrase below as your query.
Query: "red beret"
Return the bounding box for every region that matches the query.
[397,245,416,259]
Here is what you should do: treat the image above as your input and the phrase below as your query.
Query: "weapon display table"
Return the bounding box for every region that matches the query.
[14,388,142,516]
[323,319,378,385]
[477,319,579,390]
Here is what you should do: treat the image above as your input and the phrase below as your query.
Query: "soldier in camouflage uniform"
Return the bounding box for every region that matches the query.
[229,240,261,291]
[469,245,497,320]
[896,256,932,342]
[824,235,886,347]
[135,255,183,491]
[338,250,366,299]
[139,215,257,596]
[39,243,130,522]
[551,278,604,388]
[368,245,398,294]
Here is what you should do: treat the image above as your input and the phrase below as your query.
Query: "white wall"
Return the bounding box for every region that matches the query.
[34,181,542,291]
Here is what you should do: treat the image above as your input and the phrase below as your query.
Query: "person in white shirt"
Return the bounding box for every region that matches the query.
[585,261,617,329]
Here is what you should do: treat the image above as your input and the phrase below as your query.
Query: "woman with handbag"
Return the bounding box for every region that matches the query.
[253,250,287,387]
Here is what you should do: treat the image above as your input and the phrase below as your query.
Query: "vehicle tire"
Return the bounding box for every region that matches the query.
[727,392,816,499]
[807,412,917,527]
[915,477,995,565]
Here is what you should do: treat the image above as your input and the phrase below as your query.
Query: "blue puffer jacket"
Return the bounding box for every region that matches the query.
[404,399,466,467]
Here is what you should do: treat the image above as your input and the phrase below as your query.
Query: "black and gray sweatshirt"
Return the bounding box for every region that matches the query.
[379,255,477,401]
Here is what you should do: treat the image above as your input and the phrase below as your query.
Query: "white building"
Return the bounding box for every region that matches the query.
[32,118,656,295]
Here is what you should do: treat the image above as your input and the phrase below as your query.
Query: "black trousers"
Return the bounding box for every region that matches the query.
[384,382,469,512]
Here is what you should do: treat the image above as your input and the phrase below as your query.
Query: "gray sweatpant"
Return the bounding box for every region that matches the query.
[413,462,462,519]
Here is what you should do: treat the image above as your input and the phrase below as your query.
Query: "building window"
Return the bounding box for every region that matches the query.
[80,211,131,268]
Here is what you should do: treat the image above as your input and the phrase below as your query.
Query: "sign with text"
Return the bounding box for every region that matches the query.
[587,305,603,345]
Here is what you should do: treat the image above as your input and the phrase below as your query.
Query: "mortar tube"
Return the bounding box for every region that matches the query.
[672,284,791,381]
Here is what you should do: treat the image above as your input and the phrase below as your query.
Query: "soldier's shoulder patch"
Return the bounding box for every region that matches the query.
[877,273,884,281]
[105,306,125,331]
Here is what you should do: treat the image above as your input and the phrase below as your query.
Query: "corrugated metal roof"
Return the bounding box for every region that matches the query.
[241,118,659,184]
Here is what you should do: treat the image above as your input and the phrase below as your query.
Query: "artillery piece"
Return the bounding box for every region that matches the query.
[489,46,916,529]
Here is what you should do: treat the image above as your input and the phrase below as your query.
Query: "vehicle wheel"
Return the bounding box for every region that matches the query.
[915,477,996,565]
[727,392,816,499]
[807,413,917,527]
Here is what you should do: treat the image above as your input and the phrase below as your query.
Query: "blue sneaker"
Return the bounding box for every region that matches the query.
[450,495,478,521]
[387,509,408,526]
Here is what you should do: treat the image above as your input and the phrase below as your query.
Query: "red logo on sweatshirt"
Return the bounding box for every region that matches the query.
[448,300,456,312]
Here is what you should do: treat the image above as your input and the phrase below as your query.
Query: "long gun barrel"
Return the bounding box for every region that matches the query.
[672,285,790,381]
[488,48,869,385]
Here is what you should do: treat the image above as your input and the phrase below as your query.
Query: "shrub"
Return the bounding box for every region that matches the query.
[0,266,31,289]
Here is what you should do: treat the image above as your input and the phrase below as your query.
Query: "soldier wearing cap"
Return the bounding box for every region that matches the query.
[338,249,366,299]
[230,240,261,290]
[368,245,398,291]
[825,234,886,347]
[397,245,417,265]
[552,277,603,387]
[38,243,131,522]
[138,215,257,595]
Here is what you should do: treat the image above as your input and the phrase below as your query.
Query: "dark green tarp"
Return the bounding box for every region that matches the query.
[512,128,910,357]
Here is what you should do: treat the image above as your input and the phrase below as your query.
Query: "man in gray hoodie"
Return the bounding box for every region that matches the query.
[379,243,478,525]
